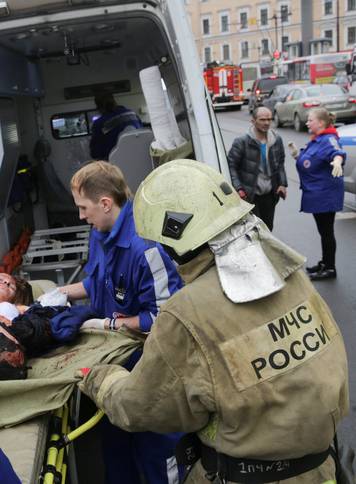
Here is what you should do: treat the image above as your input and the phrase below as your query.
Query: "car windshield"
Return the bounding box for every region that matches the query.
[305,85,344,97]
[277,84,293,95]
[259,77,288,91]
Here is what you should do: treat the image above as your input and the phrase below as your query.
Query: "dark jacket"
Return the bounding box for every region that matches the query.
[227,127,287,201]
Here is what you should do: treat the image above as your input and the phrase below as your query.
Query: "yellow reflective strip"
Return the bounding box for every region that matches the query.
[17,168,29,174]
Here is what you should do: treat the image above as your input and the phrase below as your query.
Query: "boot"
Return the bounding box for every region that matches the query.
[309,264,337,281]
[306,260,323,274]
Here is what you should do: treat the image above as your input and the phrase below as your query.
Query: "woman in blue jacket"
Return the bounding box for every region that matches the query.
[61,161,183,484]
[290,108,346,280]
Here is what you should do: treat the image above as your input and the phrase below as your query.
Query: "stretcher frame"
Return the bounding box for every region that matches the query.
[42,391,104,484]
[19,225,90,285]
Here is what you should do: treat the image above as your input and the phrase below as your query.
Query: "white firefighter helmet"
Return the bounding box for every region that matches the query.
[133,159,253,256]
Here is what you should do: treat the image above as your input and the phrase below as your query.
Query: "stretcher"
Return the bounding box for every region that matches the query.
[19,225,91,285]
[0,392,104,484]
[0,328,144,484]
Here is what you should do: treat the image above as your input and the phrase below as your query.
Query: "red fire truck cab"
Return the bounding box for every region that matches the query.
[204,63,244,110]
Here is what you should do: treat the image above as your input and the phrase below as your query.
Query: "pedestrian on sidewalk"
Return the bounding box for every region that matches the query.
[227,106,287,231]
[288,107,346,280]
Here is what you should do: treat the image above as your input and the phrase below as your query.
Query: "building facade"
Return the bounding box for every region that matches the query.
[184,0,356,75]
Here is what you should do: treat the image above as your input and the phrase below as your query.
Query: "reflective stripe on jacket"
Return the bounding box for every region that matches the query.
[83,201,183,331]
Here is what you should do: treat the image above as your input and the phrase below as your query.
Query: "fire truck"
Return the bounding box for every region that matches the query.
[203,63,244,110]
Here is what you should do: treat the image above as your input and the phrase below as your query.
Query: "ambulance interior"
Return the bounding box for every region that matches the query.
[0,10,193,265]
[0,11,195,482]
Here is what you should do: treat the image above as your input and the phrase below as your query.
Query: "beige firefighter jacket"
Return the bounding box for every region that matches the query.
[80,248,348,467]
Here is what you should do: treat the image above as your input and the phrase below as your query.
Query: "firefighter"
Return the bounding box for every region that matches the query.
[78,159,349,484]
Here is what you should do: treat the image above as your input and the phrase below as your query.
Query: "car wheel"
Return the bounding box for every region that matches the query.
[294,113,304,132]
[274,111,282,128]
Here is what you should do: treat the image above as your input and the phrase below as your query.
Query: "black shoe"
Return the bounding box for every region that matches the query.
[306,261,323,274]
[309,267,337,280]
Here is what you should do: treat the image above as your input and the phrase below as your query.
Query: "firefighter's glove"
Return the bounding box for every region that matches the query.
[330,157,343,177]
[287,141,298,159]
[76,364,129,408]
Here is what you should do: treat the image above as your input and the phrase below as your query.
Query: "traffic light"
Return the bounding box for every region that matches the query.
[273,50,281,60]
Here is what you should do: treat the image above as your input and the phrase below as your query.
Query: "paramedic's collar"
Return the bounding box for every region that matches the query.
[208,214,306,303]
[92,200,135,249]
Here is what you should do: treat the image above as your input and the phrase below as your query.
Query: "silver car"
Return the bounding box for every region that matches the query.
[274,84,356,131]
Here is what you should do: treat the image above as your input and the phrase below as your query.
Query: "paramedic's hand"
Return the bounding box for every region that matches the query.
[38,288,68,307]
[237,189,248,200]
[287,141,298,159]
[81,318,109,331]
[331,156,343,177]
[276,186,287,200]
[76,364,129,407]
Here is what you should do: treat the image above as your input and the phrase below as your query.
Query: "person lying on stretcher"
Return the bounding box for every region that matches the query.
[0,273,101,381]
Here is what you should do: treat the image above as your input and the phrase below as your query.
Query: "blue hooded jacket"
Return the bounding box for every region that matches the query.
[296,131,346,213]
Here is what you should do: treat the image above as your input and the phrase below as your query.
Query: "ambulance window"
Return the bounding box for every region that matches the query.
[51,112,89,139]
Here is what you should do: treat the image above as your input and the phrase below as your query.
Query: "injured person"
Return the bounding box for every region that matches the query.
[0,273,108,381]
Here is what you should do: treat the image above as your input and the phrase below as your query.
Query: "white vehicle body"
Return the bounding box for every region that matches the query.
[337,123,356,195]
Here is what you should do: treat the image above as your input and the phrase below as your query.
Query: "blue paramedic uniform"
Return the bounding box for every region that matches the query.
[83,200,184,484]
[90,106,143,160]
[0,449,21,484]
[296,132,346,214]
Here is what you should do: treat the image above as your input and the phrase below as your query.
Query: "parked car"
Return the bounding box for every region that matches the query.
[274,84,356,131]
[337,123,356,194]
[262,84,295,113]
[248,75,288,113]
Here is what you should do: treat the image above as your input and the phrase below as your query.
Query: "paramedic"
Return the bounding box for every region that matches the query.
[78,159,349,484]
[61,161,183,484]
[90,92,143,160]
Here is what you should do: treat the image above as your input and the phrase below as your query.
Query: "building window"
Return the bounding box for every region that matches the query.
[241,41,249,58]
[348,26,356,44]
[204,46,211,63]
[260,8,268,26]
[202,18,210,35]
[281,35,289,52]
[324,0,333,14]
[240,11,248,29]
[222,44,230,61]
[324,29,333,45]
[220,14,229,33]
[261,39,269,55]
[280,5,289,22]
[347,0,356,10]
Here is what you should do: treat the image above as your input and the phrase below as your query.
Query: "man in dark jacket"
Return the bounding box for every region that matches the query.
[90,92,143,160]
[227,107,287,231]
